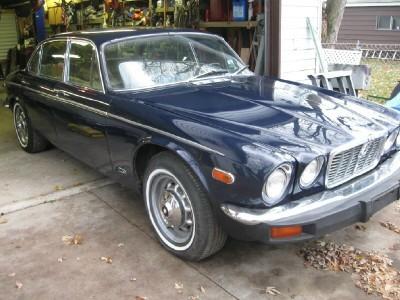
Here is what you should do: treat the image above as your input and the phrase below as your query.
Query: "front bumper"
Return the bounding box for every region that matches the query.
[220,151,400,243]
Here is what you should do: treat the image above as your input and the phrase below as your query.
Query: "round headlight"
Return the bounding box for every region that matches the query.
[384,131,398,153]
[263,164,292,205]
[300,157,324,188]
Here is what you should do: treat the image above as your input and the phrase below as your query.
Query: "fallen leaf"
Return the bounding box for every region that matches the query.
[0,218,8,224]
[199,286,206,293]
[57,257,64,263]
[130,277,137,282]
[100,256,112,264]
[54,185,63,191]
[15,281,23,289]
[299,240,400,299]
[135,297,147,300]
[76,257,80,261]
[188,296,200,300]
[118,243,124,248]
[62,234,83,245]
[355,224,366,231]
[389,243,400,251]
[8,273,16,277]
[264,286,281,296]
[175,282,183,294]
[380,221,400,234]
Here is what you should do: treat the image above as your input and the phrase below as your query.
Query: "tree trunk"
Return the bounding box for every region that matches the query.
[324,0,347,43]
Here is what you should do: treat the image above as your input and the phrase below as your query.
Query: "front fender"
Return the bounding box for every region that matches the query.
[134,135,213,193]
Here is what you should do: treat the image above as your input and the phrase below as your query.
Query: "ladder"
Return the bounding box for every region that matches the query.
[249,14,265,75]
[306,17,356,96]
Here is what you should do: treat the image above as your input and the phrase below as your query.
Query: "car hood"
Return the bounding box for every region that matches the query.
[136,76,399,156]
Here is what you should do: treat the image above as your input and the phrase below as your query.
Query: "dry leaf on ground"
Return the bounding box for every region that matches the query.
[54,185,63,191]
[188,296,200,300]
[100,256,112,264]
[62,234,83,245]
[263,286,281,296]
[135,296,147,300]
[57,257,64,263]
[175,282,184,294]
[0,218,8,224]
[130,277,137,282]
[298,240,400,300]
[355,224,366,231]
[389,243,400,251]
[15,281,23,289]
[380,221,400,234]
[199,286,206,293]
[118,243,124,248]
[8,273,16,277]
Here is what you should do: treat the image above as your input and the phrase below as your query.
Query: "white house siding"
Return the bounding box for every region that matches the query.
[280,0,322,83]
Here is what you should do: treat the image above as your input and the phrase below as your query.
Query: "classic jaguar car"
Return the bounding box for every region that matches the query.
[4,29,400,261]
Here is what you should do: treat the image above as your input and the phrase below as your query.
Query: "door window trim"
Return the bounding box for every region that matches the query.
[26,37,105,94]
[65,37,105,94]
[27,44,43,75]
[30,38,69,82]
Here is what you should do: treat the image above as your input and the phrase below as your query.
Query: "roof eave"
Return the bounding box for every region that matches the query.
[347,3,400,7]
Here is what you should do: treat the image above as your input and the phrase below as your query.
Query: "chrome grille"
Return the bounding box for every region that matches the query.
[326,137,385,188]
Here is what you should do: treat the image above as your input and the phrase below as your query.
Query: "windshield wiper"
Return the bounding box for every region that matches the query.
[233,65,249,75]
[189,70,229,81]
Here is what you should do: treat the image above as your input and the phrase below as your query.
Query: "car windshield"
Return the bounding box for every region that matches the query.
[103,34,251,90]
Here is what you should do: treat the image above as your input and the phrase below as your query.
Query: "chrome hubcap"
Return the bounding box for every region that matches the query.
[148,171,194,246]
[14,104,28,147]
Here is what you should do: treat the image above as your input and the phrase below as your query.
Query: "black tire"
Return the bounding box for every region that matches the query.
[13,101,50,153]
[143,152,227,261]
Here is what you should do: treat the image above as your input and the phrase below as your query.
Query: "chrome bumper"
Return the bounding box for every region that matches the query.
[221,152,400,226]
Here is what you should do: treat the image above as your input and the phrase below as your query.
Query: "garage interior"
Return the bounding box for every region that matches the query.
[0,0,281,79]
[1,1,400,300]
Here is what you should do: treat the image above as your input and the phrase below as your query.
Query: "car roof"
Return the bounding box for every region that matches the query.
[53,28,213,47]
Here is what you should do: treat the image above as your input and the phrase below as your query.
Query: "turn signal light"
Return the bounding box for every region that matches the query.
[270,225,302,239]
[212,168,235,185]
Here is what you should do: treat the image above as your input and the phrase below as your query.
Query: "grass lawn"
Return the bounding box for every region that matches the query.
[359,59,400,104]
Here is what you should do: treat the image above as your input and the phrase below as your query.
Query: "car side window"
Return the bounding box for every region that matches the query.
[40,40,67,81]
[28,47,41,75]
[68,40,102,91]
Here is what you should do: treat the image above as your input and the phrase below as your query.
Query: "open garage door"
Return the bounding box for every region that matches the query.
[0,9,18,61]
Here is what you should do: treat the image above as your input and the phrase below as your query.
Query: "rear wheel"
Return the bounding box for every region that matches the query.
[143,152,227,261]
[13,101,49,153]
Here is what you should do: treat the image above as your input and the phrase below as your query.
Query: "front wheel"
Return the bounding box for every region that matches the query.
[143,152,227,261]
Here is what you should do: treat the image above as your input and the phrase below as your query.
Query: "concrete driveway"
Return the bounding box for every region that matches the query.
[1,95,399,300]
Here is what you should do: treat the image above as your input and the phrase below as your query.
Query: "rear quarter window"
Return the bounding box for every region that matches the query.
[28,47,41,75]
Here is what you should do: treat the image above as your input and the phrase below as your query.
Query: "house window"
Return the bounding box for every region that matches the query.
[377,16,400,30]
[393,16,400,30]
[377,16,392,30]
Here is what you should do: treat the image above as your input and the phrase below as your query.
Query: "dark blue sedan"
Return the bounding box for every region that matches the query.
[5,29,400,261]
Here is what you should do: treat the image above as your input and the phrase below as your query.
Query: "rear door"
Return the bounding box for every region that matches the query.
[52,39,111,174]
[19,39,68,143]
